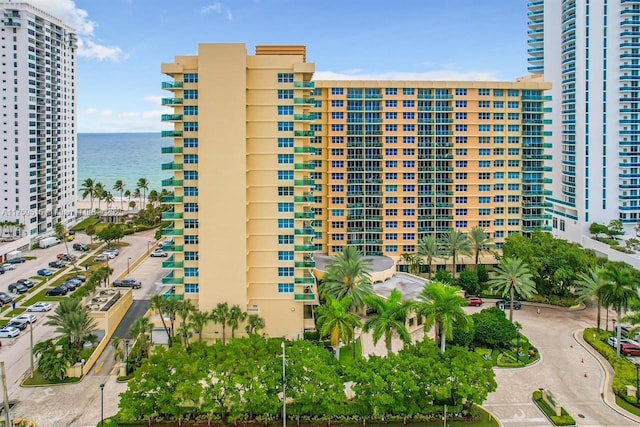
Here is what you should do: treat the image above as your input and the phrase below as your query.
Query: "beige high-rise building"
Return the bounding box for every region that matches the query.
[160,43,552,339]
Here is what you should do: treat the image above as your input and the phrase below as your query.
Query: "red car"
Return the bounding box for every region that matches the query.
[621,343,640,356]
[466,296,484,307]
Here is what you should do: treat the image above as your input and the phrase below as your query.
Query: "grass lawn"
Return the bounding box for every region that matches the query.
[616,395,640,416]
[339,339,362,364]
[70,215,100,232]
[22,369,81,386]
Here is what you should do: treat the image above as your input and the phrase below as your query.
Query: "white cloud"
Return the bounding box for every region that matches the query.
[27,0,124,62]
[100,110,113,117]
[78,97,172,133]
[201,3,233,21]
[144,95,163,106]
[314,69,500,81]
[84,107,98,115]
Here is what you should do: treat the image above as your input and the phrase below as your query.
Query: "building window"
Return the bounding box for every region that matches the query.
[185,252,199,261]
[278,202,294,212]
[331,87,344,95]
[185,268,199,277]
[386,88,397,95]
[278,283,294,293]
[184,203,199,213]
[184,154,199,164]
[184,90,198,99]
[184,106,198,116]
[278,73,294,83]
[278,122,294,132]
[278,235,294,244]
[278,106,294,115]
[277,171,294,180]
[184,138,198,148]
[185,284,199,293]
[278,89,294,99]
[184,73,198,83]
[184,187,198,197]
[278,219,294,229]
[278,251,294,261]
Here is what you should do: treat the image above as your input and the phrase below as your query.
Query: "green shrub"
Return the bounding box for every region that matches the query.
[533,391,576,425]
[594,236,620,245]
[611,245,635,254]
[71,215,101,232]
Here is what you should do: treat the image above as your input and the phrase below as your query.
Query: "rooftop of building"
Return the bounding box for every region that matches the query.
[313,253,395,274]
[372,272,428,301]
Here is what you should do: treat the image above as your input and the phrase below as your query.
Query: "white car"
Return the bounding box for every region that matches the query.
[150,249,168,257]
[11,313,37,324]
[28,302,52,312]
[101,252,116,259]
[0,326,20,338]
[0,263,16,271]
[104,249,119,257]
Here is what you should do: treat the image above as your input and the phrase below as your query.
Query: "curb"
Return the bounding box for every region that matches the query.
[572,329,640,424]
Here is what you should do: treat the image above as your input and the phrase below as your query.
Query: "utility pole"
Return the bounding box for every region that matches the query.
[1,362,11,427]
[282,341,286,427]
[29,321,34,379]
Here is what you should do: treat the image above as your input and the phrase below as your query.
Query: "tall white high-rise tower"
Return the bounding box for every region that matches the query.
[0,2,77,242]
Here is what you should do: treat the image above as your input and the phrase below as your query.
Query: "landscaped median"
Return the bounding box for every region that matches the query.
[532,390,576,426]
[584,328,640,415]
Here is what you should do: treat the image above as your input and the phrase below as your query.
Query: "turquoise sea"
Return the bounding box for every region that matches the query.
[78,133,166,194]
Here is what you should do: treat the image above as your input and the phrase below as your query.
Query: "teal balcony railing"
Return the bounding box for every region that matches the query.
[162,195,183,203]
[294,293,316,301]
[162,178,183,187]
[161,146,183,154]
[161,130,183,137]
[162,81,183,90]
[162,228,184,236]
[161,162,183,171]
[162,212,183,220]
[161,114,183,121]
[161,98,183,106]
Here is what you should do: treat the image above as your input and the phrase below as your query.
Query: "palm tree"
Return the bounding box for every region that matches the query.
[415,282,471,353]
[211,302,231,344]
[315,296,362,359]
[162,297,182,346]
[469,227,492,268]
[245,314,265,336]
[104,191,115,209]
[576,267,608,330]
[45,298,97,351]
[130,317,154,358]
[113,180,125,211]
[137,177,149,207]
[94,182,106,211]
[129,200,137,211]
[149,295,172,347]
[418,235,440,279]
[111,337,125,363]
[320,245,374,313]
[601,265,639,356]
[177,300,196,348]
[54,221,70,259]
[148,189,159,208]
[488,257,537,322]
[363,289,412,354]
[228,305,247,339]
[189,310,211,341]
[443,229,472,277]
[124,189,132,208]
[80,178,96,211]
[133,188,142,208]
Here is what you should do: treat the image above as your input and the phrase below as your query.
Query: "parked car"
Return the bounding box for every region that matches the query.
[72,275,87,282]
[621,343,640,356]
[17,279,35,289]
[466,296,484,307]
[7,283,28,294]
[0,263,16,271]
[6,257,26,264]
[45,287,67,296]
[0,293,12,305]
[0,267,4,275]
[150,249,168,257]
[48,260,66,269]
[12,314,37,324]
[6,321,26,331]
[0,326,20,338]
[61,280,80,291]
[103,249,119,257]
[28,302,53,312]
[100,252,116,260]
[94,254,109,262]
[607,336,639,348]
[36,268,53,277]
[57,253,77,261]
[112,278,142,289]
[67,231,75,241]
[72,243,90,252]
[158,239,174,249]
[496,298,522,310]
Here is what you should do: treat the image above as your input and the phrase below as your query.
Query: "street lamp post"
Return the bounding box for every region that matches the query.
[282,341,286,427]
[127,257,131,274]
[100,383,105,426]
[516,324,521,363]
[29,320,34,379]
[636,362,640,404]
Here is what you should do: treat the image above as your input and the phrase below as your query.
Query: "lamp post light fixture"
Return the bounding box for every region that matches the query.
[127,257,132,274]
[636,362,640,404]
[100,383,105,426]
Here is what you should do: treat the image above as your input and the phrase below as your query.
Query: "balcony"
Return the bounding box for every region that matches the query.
[294,147,318,154]
[294,131,315,137]
[294,98,316,105]
[294,162,315,170]
[294,114,317,121]
[161,130,183,138]
[295,276,316,284]
[295,227,316,235]
[161,98,183,106]
[161,146,183,154]
[294,293,316,301]
[161,162,183,171]
[162,178,183,187]
[163,245,184,252]
[295,261,316,268]
[162,81,183,90]
[162,212,183,220]
[162,228,184,236]
[162,258,184,269]
[295,245,316,252]
[294,81,315,88]
[294,212,315,219]
[162,274,184,285]
[161,114,183,122]
[294,195,314,203]
[162,195,183,203]
[294,179,315,187]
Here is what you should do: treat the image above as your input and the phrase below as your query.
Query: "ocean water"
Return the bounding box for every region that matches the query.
[78,133,167,194]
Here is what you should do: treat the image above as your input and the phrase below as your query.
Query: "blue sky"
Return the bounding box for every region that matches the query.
[35,0,530,133]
